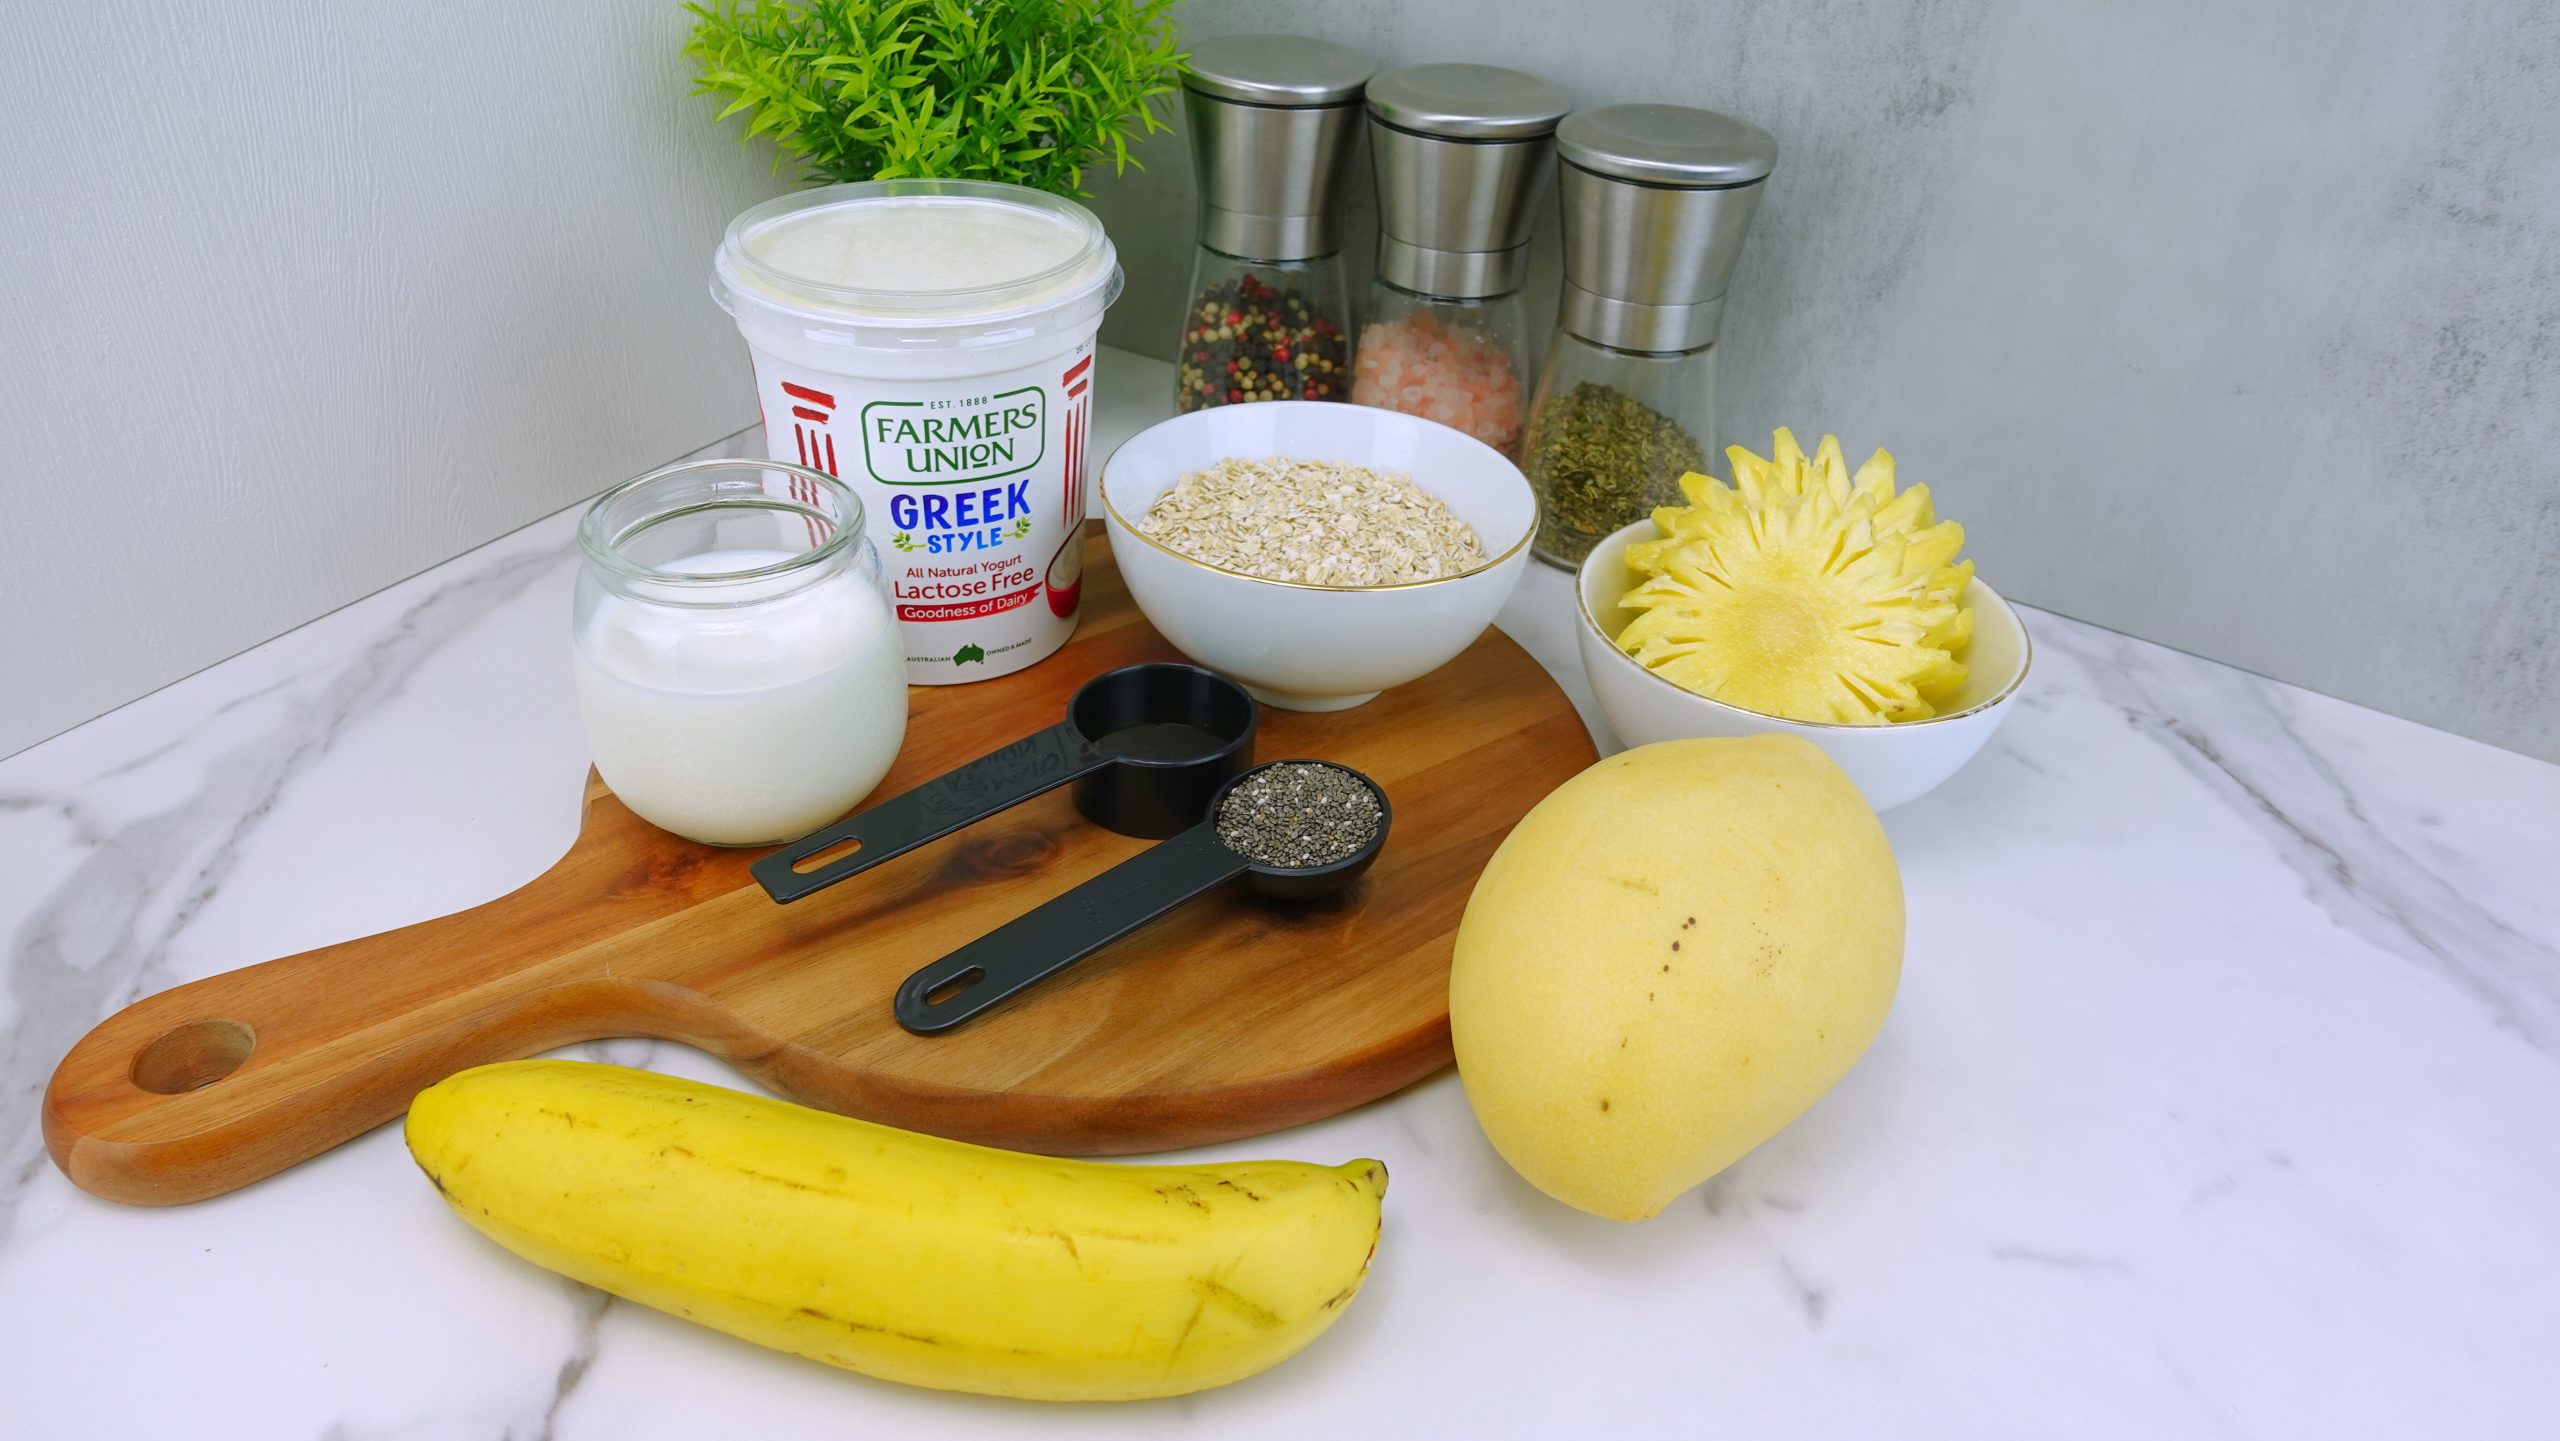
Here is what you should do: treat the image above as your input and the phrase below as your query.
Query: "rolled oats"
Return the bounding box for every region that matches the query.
[1136,456,1488,587]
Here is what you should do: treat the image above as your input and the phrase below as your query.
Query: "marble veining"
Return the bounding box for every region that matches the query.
[1,362,2556,1439]
[2035,618,2560,1053]
[0,548,553,1246]
[0,427,754,1254]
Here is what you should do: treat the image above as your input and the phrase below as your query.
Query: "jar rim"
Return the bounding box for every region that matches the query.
[578,457,863,587]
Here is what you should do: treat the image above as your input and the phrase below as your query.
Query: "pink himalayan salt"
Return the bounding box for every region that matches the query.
[1351,310,1524,454]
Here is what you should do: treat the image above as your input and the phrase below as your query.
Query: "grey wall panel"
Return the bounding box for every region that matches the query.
[0,0,788,755]
[1089,0,2560,762]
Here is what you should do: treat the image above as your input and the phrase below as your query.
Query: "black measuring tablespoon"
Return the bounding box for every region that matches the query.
[752,662,1257,904]
[893,760,1391,1034]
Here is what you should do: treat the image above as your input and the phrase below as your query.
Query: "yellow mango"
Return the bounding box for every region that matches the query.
[1449,736,1902,1220]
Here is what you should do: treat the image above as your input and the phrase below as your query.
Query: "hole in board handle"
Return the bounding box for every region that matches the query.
[132,1019,258,1094]
[790,836,863,875]
[922,967,986,1008]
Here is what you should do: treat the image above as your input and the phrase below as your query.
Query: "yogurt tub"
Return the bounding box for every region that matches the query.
[713,180,1124,683]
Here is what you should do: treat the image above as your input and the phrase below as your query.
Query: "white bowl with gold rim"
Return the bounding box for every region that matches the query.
[1100,402,1537,711]
[1575,519,2033,811]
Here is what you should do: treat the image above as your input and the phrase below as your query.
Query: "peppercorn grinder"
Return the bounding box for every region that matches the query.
[1175,34,1373,412]
[1354,63,1572,457]
[1519,104,1778,567]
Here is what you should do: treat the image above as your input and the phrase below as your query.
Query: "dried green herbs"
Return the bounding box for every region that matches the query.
[1521,381,1707,565]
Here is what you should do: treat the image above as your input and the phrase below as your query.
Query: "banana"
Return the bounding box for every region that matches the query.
[405,1061,1387,1401]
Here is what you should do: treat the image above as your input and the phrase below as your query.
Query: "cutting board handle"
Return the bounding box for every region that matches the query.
[46,919,570,1205]
[40,786,757,1206]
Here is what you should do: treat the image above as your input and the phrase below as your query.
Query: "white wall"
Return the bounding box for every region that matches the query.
[7,1,2554,764]
[0,1,787,756]
[1090,0,2560,763]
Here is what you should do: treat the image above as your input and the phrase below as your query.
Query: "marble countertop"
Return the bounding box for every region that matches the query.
[4,350,2556,1440]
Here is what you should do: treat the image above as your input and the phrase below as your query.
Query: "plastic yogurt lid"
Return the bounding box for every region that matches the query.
[713,179,1121,336]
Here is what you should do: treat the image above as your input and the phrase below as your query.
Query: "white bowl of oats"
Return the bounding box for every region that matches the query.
[1100,401,1537,711]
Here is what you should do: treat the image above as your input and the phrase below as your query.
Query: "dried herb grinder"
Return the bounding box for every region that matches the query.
[1520,104,1777,566]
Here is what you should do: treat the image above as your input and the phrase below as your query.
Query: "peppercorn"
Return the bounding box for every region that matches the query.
[1175,271,1352,412]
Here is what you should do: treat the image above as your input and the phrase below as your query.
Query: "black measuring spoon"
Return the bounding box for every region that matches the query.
[892,761,1391,1034]
[752,662,1256,904]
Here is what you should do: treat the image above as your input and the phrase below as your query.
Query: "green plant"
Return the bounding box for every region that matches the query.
[684,0,1185,197]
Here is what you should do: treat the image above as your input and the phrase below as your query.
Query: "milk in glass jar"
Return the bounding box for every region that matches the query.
[574,458,906,847]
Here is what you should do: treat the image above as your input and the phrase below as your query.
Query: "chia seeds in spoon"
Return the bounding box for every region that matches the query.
[1216,763,1383,869]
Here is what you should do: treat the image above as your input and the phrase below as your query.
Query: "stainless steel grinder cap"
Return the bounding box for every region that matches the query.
[1183,34,1376,263]
[1366,63,1572,299]
[1554,103,1778,352]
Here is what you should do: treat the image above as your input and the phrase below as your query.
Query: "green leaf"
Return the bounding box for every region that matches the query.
[681,0,1186,193]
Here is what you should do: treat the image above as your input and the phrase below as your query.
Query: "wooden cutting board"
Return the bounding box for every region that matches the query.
[44,532,1595,1206]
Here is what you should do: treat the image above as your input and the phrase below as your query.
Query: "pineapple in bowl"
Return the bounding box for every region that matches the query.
[1574,429,2031,810]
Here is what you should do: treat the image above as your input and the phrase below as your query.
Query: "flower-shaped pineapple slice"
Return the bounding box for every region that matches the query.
[1613,429,1977,724]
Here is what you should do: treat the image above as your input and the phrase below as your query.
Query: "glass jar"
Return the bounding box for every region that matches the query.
[1175,247,1354,411]
[1177,36,1370,413]
[1519,332,1717,567]
[1528,103,1775,568]
[574,457,907,847]
[1357,62,1567,457]
[1353,278,1533,456]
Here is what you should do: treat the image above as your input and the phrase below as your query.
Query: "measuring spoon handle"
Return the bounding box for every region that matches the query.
[753,722,1107,903]
[895,822,1244,1034]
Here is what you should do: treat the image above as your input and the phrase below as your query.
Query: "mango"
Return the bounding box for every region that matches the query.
[1449,735,1903,1219]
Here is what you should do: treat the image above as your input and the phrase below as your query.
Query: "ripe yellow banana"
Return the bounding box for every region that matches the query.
[405,1061,1386,1401]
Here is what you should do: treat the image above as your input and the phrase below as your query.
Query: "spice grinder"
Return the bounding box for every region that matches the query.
[1519,104,1778,566]
[1174,34,1375,411]
[1354,63,1571,456]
